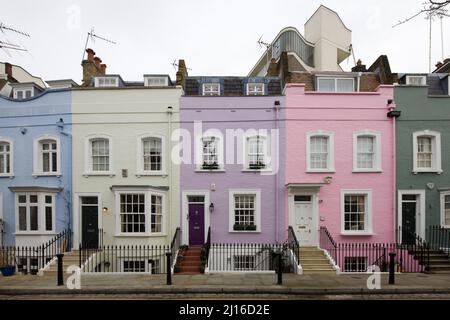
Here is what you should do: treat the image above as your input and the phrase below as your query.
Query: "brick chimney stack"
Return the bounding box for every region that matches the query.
[176,59,188,88]
[81,48,105,86]
[267,58,278,77]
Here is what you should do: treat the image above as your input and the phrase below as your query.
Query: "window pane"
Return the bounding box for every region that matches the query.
[337,79,354,92]
[317,79,335,92]
[234,194,256,227]
[19,207,27,231]
[0,142,10,174]
[344,195,366,231]
[30,195,38,203]
[310,136,328,169]
[30,206,38,231]
[417,136,432,168]
[357,136,375,169]
[151,195,162,233]
[143,138,162,171]
[45,206,52,231]
[92,139,109,171]
[120,193,145,233]
[18,195,26,203]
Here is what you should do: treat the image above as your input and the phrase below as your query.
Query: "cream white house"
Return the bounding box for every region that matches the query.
[71,73,182,249]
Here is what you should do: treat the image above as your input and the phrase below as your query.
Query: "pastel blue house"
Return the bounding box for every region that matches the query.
[0,87,72,247]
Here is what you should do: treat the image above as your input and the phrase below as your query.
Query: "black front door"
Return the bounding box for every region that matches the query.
[402,199,417,244]
[81,197,99,248]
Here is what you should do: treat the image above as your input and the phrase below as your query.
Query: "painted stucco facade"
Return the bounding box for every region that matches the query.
[395,84,450,238]
[180,93,285,245]
[71,87,181,248]
[284,83,396,244]
[0,90,72,246]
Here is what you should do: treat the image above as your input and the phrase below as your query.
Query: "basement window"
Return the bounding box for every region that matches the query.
[344,257,367,272]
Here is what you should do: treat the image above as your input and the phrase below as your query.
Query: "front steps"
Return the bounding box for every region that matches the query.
[175,246,203,275]
[426,251,450,273]
[300,247,336,275]
[40,250,80,276]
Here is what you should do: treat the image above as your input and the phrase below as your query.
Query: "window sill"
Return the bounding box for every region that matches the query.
[83,172,116,177]
[307,170,335,173]
[114,233,166,237]
[241,169,272,173]
[352,169,383,173]
[195,169,226,172]
[228,231,261,234]
[340,232,374,236]
[14,232,57,236]
[412,170,443,175]
[135,171,168,177]
[32,173,61,178]
[0,174,14,178]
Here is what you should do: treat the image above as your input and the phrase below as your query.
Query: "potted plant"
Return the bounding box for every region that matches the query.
[233,223,257,231]
[202,162,219,170]
[249,162,266,170]
[0,250,16,277]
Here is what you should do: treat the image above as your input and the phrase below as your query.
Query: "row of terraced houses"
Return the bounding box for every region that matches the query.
[1,6,450,276]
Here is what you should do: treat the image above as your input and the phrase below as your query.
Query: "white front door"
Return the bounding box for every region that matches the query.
[294,195,314,245]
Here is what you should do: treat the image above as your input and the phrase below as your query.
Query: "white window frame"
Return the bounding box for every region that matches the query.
[406,75,426,86]
[233,255,256,271]
[15,193,56,234]
[144,76,168,87]
[228,189,261,233]
[33,135,61,177]
[440,191,450,228]
[84,134,115,176]
[306,131,335,172]
[114,190,166,236]
[412,130,442,174]
[344,256,368,272]
[246,83,265,96]
[195,130,224,171]
[243,132,271,171]
[340,189,373,235]
[353,131,382,172]
[136,133,166,176]
[13,87,34,99]
[0,137,13,177]
[94,77,119,88]
[316,77,355,92]
[202,83,220,96]
[120,258,161,273]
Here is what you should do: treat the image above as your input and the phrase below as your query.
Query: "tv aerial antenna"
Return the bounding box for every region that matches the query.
[0,22,30,56]
[0,22,30,38]
[82,27,117,61]
[257,36,279,73]
[0,40,27,51]
[172,60,192,71]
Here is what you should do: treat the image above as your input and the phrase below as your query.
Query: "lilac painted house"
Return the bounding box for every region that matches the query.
[178,71,286,271]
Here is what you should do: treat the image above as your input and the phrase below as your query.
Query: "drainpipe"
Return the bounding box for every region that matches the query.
[274,100,280,243]
[167,106,173,242]
[391,100,397,243]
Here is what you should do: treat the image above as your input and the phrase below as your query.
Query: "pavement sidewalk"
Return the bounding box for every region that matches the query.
[1,273,450,296]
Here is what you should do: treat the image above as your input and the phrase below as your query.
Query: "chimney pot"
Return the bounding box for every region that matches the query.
[86,48,96,62]
[93,57,102,69]
[435,61,443,68]
[100,64,107,75]
[444,58,450,63]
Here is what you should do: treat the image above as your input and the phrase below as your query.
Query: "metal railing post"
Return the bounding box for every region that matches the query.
[56,253,64,286]
[389,252,396,285]
[276,252,282,285]
[166,252,172,285]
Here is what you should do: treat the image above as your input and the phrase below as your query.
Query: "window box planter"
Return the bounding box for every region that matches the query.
[202,163,219,170]
[249,163,266,170]
[0,266,15,277]
[233,224,257,231]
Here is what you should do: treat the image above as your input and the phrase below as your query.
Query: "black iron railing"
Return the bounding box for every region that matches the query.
[397,226,430,272]
[288,226,300,264]
[170,227,181,268]
[0,228,72,275]
[79,244,170,274]
[206,243,297,272]
[427,225,450,258]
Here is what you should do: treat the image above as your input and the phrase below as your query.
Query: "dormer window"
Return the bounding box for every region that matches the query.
[202,83,220,96]
[144,76,168,87]
[13,88,33,99]
[247,83,264,96]
[95,77,118,88]
[317,77,355,92]
[406,76,426,86]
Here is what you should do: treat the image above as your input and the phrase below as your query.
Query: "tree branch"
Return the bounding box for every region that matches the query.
[393,0,450,27]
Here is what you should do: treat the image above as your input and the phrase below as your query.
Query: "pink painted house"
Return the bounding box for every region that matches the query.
[284,77,396,247]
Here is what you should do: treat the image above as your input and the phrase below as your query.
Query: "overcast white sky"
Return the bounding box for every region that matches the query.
[1,0,449,83]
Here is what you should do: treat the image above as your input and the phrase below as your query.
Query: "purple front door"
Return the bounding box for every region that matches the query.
[188,203,205,245]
